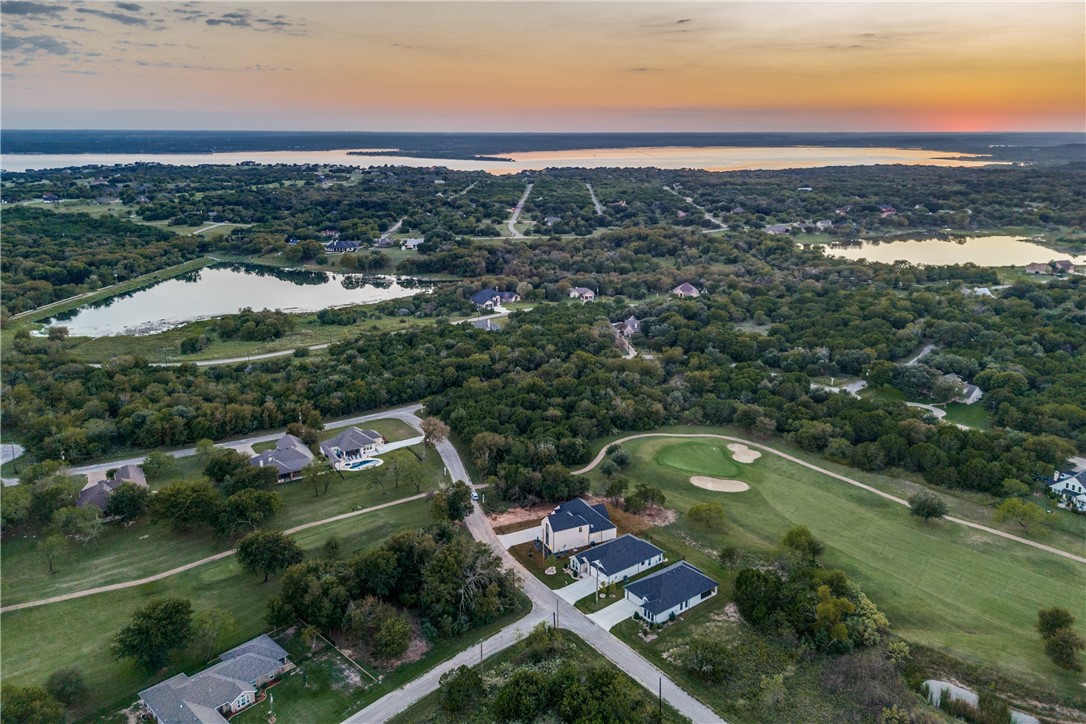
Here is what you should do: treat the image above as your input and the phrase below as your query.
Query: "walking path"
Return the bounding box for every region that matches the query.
[585,182,603,215]
[0,493,428,614]
[574,433,1086,566]
[379,217,404,241]
[904,343,938,366]
[506,183,533,238]
[192,222,228,235]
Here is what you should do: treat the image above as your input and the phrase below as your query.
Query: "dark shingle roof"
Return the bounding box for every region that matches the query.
[471,288,500,306]
[576,534,662,576]
[546,498,615,534]
[114,464,147,486]
[320,427,383,457]
[220,634,288,663]
[249,434,314,476]
[624,561,717,616]
[77,481,112,510]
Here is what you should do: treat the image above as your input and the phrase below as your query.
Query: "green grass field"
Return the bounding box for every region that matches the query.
[584,437,1086,701]
[942,402,992,430]
[654,440,741,478]
[0,499,434,720]
[0,444,442,607]
[388,629,685,724]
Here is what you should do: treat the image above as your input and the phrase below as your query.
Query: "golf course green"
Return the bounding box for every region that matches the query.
[653,440,742,479]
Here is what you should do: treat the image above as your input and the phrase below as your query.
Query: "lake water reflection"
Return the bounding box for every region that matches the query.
[48,263,429,338]
[823,236,1086,267]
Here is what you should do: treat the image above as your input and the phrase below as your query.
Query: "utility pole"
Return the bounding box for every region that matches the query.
[658,677,662,720]
[479,641,483,670]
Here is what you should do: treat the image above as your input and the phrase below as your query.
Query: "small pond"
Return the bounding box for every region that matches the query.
[47,262,431,338]
[823,235,1086,267]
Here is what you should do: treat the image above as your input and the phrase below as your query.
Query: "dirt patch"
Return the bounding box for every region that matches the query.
[489,504,552,531]
[711,602,742,624]
[727,443,761,463]
[641,506,679,527]
[690,476,750,492]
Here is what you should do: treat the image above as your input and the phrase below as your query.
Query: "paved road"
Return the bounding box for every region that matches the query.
[507,183,533,238]
[192,222,229,235]
[65,404,424,479]
[574,433,1086,566]
[904,343,938,366]
[379,217,404,241]
[585,182,603,215]
[0,493,428,614]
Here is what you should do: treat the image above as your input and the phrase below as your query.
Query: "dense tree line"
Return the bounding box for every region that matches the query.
[0,207,200,315]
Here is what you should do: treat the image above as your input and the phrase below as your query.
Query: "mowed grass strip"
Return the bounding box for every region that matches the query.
[585,437,1086,698]
[0,499,433,720]
[1,445,442,607]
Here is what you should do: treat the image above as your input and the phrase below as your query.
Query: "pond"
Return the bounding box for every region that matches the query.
[47,263,430,338]
[823,236,1086,267]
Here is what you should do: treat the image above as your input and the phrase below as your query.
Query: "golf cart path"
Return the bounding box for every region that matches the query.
[0,493,428,614]
[574,433,1086,566]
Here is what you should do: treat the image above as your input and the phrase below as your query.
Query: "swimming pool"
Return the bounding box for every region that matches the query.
[342,458,383,471]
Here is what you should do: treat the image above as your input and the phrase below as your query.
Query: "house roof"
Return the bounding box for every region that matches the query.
[673,282,700,295]
[77,481,112,510]
[546,498,615,534]
[471,318,500,331]
[621,315,641,333]
[570,287,595,296]
[249,434,314,476]
[576,534,663,576]
[497,291,519,302]
[325,239,361,251]
[471,288,500,306]
[139,635,288,724]
[624,561,717,616]
[320,427,383,456]
[114,463,147,487]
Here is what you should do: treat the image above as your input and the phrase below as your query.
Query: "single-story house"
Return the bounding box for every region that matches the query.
[544,215,562,226]
[1025,262,1051,275]
[325,239,361,253]
[373,237,394,248]
[139,634,292,724]
[320,427,385,463]
[77,464,148,510]
[615,315,641,337]
[402,238,424,250]
[570,534,664,585]
[1049,472,1086,512]
[471,318,501,332]
[1053,259,1075,274]
[672,282,700,298]
[497,291,520,305]
[942,373,983,405]
[815,219,834,231]
[569,287,596,302]
[249,433,314,482]
[540,498,617,555]
[624,561,718,624]
[471,289,501,309]
[764,223,791,235]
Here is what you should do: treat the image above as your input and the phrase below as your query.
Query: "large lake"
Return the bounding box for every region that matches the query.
[48,263,429,338]
[1,146,998,174]
[824,236,1086,267]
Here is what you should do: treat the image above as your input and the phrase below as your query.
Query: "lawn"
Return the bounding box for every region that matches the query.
[250,417,419,453]
[0,499,434,721]
[508,541,575,590]
[654,440,741,478]
[388,629,685,724]
[942,402,991,430]
[0,445,444,607]
[584,436,1086,701]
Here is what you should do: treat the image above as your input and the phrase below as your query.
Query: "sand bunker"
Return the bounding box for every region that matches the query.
[727,443,761,463]
[690,476,750,492]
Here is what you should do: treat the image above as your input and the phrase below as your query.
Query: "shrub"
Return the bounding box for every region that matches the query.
[908,490,948,521]
[687,501,727,530]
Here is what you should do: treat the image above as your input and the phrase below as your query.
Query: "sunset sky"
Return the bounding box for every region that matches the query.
[1,1,1083,132]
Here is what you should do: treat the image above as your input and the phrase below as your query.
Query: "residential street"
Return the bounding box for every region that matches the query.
[506,182,533,237]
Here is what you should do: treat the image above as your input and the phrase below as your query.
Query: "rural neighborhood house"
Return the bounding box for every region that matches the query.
[623,561,718,624]
[540,498,617,555]
[569,534,665,585]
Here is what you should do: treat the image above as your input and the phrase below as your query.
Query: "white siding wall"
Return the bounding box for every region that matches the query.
[627,587,718,623]
[594,553,665,585]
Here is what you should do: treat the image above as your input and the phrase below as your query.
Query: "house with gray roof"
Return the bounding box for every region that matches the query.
[249,434,314,482]
[1049,471,1086,513]
[319,427,385,464]
[570,534,664,585]
[471,288,501,309]
[325,239,361,253]
[672,282,700,298]
[540,498,617,555]
[139,634,291,724]
[77,464,148,510]
[568,286,596,302]
[615,315,641,337]
[624,561,718,624]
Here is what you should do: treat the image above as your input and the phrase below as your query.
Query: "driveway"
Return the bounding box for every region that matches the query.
[497,527,540,549]
[588,598,639,630]
[556,576,597,605]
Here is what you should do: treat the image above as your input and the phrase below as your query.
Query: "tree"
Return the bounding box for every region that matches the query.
[236,530,304,582]
[734,568,783,628]
[112,597,193,671]
[141,451,175,481]
[908,491,948,522]
[44,667,87,712]
[323,535,342,560]
[1038,607,1077,639]
[190,609,236,661]
[470,431,508,473]
[218,489,282,535]
[687,501,727,530]
[1044,628,1085,672]
[781,525,823,559]
[152,480,222,531]
[605,477,629,505]
[105,482,150,523]
[372,611,412,660]
[303,460,329,498]
[194,438,216,464]
[49,506,102,546]
[1001,478,1031,498]
[431,481,473,522]
[0,685,65,724]
[993,498,1046,532]
[40,534,66,574]
[440,665,483,714]
[420,417,450,460]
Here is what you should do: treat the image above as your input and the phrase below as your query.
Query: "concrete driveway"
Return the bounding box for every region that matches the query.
[556,576,597,604]
[497,527,540,549]
[588,598,639,630]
